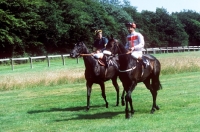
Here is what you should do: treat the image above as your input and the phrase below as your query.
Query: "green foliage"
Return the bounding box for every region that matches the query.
[174,10,200,45]
[0,0,200,58]
[139,8,189,47]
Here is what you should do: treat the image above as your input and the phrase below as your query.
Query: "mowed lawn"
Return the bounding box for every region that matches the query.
[0,72,200,132]
[1,52,200,132]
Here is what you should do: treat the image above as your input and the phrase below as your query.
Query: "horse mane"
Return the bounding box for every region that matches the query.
[80,42,91,54]
[116,42,128,54]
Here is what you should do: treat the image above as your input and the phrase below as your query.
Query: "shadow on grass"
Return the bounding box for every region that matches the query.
[27,105,124,120]
[27,105,104,114]
[55,111,124,121]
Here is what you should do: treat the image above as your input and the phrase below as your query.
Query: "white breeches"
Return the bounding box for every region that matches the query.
[131,51,143,59]
[103,50,111,55]
[93,53,104,59]
[93,50,111,59]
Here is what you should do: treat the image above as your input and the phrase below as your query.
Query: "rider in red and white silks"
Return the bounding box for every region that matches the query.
[125,22,147,68]
[125,23,145,59]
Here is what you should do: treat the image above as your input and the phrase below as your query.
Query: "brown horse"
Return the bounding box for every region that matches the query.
[105,36,162,119]
[70,41,120,110]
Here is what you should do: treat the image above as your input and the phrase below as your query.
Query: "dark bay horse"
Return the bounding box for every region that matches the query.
[70,41,120,110]
[105,37,162,119]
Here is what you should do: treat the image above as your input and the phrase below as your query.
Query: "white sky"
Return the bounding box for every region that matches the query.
[129,0,200,13]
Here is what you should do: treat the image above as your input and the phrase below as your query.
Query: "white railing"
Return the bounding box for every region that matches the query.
[143,46,200,54]
[0,46,200,70]
[0,54,78,70]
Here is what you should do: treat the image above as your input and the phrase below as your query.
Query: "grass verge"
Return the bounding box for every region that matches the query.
[0,71,200,131]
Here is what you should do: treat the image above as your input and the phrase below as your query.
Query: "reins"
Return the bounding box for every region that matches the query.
[80,54,93,56]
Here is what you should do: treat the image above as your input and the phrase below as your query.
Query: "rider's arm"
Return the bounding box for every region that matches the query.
[134,33,144,50]
[103,37,108,47]
[125,36,130,50]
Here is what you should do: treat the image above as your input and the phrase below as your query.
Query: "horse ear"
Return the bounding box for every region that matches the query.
[111,34,113,39]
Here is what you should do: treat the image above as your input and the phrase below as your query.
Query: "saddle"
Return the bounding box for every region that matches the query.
[97,56,118,68]
[140,55,154,71]
[94,55,119,76]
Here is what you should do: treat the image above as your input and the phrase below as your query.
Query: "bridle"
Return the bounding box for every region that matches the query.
[74,42,92,57]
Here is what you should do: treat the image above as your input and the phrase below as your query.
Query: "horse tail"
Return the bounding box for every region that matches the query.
[156,79,162,90]
[152,60,162,91]
[152,75,162,91]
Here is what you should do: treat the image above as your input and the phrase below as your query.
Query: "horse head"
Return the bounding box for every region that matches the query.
[70,41,88,58]
[106,35,127,55]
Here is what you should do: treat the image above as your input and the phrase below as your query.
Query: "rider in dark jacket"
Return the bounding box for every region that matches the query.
[92,30,108,76]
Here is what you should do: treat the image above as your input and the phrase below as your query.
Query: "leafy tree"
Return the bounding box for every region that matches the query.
[140,10,160,47]
[1,0,200,58]
[140,8,188,47]
[103,3,133,44]
[0,0,47,57]
[175,10,200,45]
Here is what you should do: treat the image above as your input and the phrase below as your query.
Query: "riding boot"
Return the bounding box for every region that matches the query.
[94,60,100,76]
[138,57,147,69]
[103,55,108,68]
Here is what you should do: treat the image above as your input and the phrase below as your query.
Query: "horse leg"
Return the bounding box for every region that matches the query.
[143,79,159,114]
[121,90,125,106]
[124,82,136,119]
[111,76,120,106]
[150,89,159,114]
[99,82,108,108]
[125,90,135,119]
[86,81,93,111]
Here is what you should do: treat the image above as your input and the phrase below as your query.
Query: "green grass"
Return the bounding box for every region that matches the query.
[1,51,200,131]
[0,57,85,91]
[0,72,200,131]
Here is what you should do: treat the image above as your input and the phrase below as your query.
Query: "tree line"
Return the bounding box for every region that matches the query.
[0,0,200,58]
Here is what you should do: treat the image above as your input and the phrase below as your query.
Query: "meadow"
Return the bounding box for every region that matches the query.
[0,52,200,132]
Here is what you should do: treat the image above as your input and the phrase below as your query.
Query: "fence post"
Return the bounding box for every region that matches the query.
[152,48,155,54]
[61,55,65,65]
[77,57,79,64]
[10,58,14,70]
[47,55,50,67]
[159,47,162,54]
[29,57,33,69]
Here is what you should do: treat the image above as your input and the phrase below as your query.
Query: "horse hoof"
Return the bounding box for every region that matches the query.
[106,103,109,108]
[121,101,125,106]
[150,109,155,114]
[155,105,160,110]
[125,113,132,119]
[131,110,135,114]
[86,107,90,111]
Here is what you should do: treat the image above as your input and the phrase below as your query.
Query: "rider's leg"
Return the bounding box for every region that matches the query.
[93,53,104,76]
[131,51,147,68]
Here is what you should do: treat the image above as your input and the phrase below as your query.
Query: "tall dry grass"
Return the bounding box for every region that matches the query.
[159,56,200,75]
[0,68,85,91]
[1,53,200,91]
